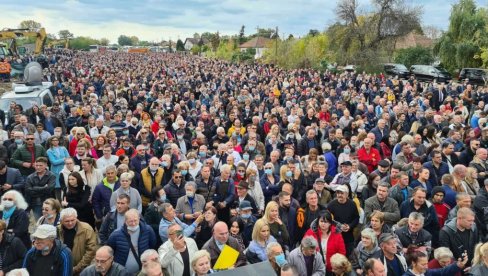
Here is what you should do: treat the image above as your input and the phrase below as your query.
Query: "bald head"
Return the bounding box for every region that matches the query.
[213,221,229,244]
[477,148,488,161]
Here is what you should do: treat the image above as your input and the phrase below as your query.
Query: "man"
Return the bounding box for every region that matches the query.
[474,179,488,242]
[469,148,488,184]
[174,129,191,155]
[363,258,386,276]
[297,128,320,156]
[92,165,120,222]
[371,119,388,144]
[73,143,92,167]
[327,185,360,255]
[80,246,128,276]
[0,160,24,196]
[431,186,451,227]
[230,180,258,216]
[202,221,247,268]
[175,181,206,224]
[288,237,325,276]
[423,150,450,186]
[459,139,480,166]
[164,169,187,208]
[329,161,358,193]
[158,223,199,276]
[395,142,417,172]
[364,182,400,226]
[195,165,215,204]
[266,242,286,275]
[358,138,380,173]
[410,167,434,197]
[276,192,297,250]
[139,157,164,208]
[439,207,479,266]
[373,160,391,179]
[447,193,472,222]
[236,200,257,247]
[34,123,51,145]
[107,209,156,275]
[22,224,73,276]
[209,164,235,222]
[388,172,413,207]
[378,233,408,276]
[380,163,401,187]
[57,208,98,274]
[13,115,36,135]
[395,212,432,254]
[441,142,459,173]
[25,157,56,220]
[99,194,131,245]
[90,118,110,139]
[159,202,203,243]
[96,144,119,175]
[312,177,331,207]
[130,145,152,174]
[296,189,327,240]
[11,133,47,176]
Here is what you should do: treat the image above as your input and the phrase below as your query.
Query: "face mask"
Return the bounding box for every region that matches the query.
[181,170,188,176]
[248,146,255,151]
[237,171,245,177]
[343,148,351,154]
[123,146,130,150]
[199,152,206,157]
[159,195,167,202]
[149,165,159,171]
[249,176,256,183]
[127,225,139,232]
[123,130,129,135]
[188,158,196,164]
[177,135,184,140]
[243,154,249,161]
[46,213,54,219]
[265,169,273,175]
[286,171,293,178]
[15,139,22,145]
[41,246,51,254]
[274,253,288,267]
[1,200,13,208]
[241,213,251,219]
[161,161,168,168]
[186,191,194,198]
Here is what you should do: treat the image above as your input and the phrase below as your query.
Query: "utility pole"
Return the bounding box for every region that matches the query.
[275,26,278,65]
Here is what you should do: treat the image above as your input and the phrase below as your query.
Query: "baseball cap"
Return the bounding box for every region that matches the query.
[378,160,390,168]
[379,233,396,244]
[239,200,253,211]
[335,185,349,194]
[32,224,57,239]
[314,178,325,184]
[237,181,249,190]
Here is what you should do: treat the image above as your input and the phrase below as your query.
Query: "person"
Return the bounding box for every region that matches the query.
[430,186,450,227]
[191,250,214,276]
[296,189,327,241]
[395,212,432,254]
[474,179,488,241]
[202,221,247,268]
[287,236,326,276]
[139,157,164,209]
[428,247,461,276]
[143,186,168,246]
[350,228,381,275]
[93,165,120,222]
[195,206,218,249]
[362,258,386,276]
[0,190,30,248]
[22,224,73,276]
[159,202,203,243]
[79,158,104,194]
[139,260,163,276]
[261,200,290,251]
[109,172,142,213]
[164,169,187,208]
[46,136,70,201]
[247,219,278,263]
[0,161,24,197]
[99,194,131,245]
[230,180,259,216]
[36,198,61,227]
[96,144,119,175]
[25,157,56,220]
[403,250,468,276]
[304,211,346,274]
[158,223,199,276]
[378,233,408,276]
[175,181,206,225]
[265,242,287,275]
[107,209,156,275]
[57,208,98,274]
[330,253,356,276]
[11,132,47,177]
[58,157,81,198]
[409,167,434,198]
[364,182,400,227]
[235,200,257,247]
[0,219,27,274]
[470,242,488,276]
[62,171,94,227]
[388,172,413,207]
[80,245,129,276]
[209,164,235,223]
[357,138,380,173]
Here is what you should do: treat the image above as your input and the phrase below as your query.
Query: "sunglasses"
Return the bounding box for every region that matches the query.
[25,138,34,141]
[174,176,182,179]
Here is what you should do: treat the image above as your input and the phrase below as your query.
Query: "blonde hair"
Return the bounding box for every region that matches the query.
[330,253,352,273]
[191,250,211,269]
[263,201,279,224]
[177,161,190,170]
[465,167,478,183]
[251,219,270,242]
[473,242,488,265]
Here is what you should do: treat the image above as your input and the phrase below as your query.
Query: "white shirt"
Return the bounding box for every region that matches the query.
[96,155,119,174]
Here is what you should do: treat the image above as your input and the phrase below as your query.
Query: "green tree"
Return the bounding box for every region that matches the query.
[70,36,101,50]
[308,29,320,37]
[193,33,200,39]
[239,25,246,44]
[19,20,42,29]
[251,28,276,38]
[176,39,185,51]
[118,35,132,46]
[99,38,110,46]
[130,36,139,46]
[394,46,434,68]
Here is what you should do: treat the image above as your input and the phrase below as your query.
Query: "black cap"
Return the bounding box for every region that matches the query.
[378,160,390,167]
[379,233,396,244]
[432,186,445,197]
[341,161,352,166]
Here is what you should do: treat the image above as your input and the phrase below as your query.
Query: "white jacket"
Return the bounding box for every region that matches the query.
[158,237,199,276]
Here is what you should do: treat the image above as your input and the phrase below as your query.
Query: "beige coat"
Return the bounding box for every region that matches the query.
[58,221,98,274]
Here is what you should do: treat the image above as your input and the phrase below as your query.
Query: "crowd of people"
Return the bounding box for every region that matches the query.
[0,48,486,276]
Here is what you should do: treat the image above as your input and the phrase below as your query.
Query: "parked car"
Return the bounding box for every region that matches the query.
[384,63,410,79]
[410,65,452,82]
[458,68,488,86]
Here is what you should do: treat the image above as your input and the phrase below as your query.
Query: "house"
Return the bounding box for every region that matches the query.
[184,38,209,51]
[395,31,434,50]
[239,36,272,59]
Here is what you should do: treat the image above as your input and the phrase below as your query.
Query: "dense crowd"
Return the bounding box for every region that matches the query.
[0,48,486,276]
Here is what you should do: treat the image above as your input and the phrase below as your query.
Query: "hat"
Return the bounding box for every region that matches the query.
[239,200,253,210]
[283,140,294,146]
[335,185,349,194]
[237,181,249,190]
[378,160,390,168]
[409,102,417,107]
[32,224,57,239]
[432,186,445,197]
[314,178,325,184]
[163,144,172,150]
[379,233,396,244]
[341,161,352,166]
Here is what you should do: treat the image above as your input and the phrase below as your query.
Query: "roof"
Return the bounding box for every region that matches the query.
[239,37,272,49]
[395,32,434,50]
[184,38,209,45]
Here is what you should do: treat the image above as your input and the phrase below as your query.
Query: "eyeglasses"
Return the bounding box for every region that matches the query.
[174,176,182,179]
[25,138,34,141]
[95,257,112,264]
[264,167,273,170]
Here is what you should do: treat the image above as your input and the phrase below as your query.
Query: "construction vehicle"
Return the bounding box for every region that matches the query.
[0,28,47,56]
[47,38,69,49]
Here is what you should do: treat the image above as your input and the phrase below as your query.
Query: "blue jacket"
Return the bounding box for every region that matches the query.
[402,263,461,276]
[158,216,197,244]
[260,174,280,202]
[47,146,70,188]
[442,184,457,209]
[410,179,434,198]
[92,179,120,219]
[23,239,72,276]
[423,161,450,186]
[324,151,338,177]
[129,154,152,174]
[400,199,440,245]
[107,221,156,267]
[248,236,277,262]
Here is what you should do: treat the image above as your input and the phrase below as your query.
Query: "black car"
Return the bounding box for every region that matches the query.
[410,65,452,82]
[384,63,410,79]
[458,68,488,86]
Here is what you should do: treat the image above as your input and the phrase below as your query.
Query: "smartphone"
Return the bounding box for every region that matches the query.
[175,230,183,237]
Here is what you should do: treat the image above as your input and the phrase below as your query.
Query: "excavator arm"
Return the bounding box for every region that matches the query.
[0,28,47,55]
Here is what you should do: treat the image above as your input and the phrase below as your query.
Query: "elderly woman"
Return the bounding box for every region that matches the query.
[36,198,62,227]
[191,250,214,276]
[245,168,265,214]
[247,219,277,263]
[177,161,195,182]
[109,172,142,213]
[364,211,391,238]
[470,242,488,276]
[428,247,461,276]
[0,191,30,248]
[187,151,203,179]
[260,162,281,203]
[350,228,381,275]
[330,253,357,276]
[0,220,27,274]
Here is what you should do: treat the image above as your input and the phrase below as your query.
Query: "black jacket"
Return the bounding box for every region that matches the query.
[395,225,432,249]
[0,233,27,273]
[439,218,479,265]
[474,187,488,241]
[0,208,30,248]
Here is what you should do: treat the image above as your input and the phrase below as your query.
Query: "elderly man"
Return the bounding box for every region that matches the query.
[209,164,235,222]
[99,194,131,245]
[202,221,247,268]
[130,144,152,174]
[107,209,156,275]
[139,157,164,208]
[159,202,203,243]
[287,236,326,276]
[378,233,407,276]
[158,223,199,276]
[395,212,433,255]
[90,117,110,139]
[12,115,35,135]
[364,182,400,226]
[363,258,386,276]
[358,137,380,173]
[470,148,488,184]
[175,181,205,225]
[80,246,129,276]
[93,165,120,222]
[22,224,73,276]
[57,208,98,274]
[24,157,56,220]
[266,242,286,275]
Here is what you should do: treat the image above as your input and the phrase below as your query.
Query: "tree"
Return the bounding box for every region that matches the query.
[193,33,200,39]
[58,30,74,40]
[19,20,41,29]
[176,39,185,51]
[70,36,101,50]
[288,34,295,40]
[210,32,220,51]
[118,35,132,46]
[130,36,139,46]
[308,29,320,37]
[99,38,110,46]
[251,28,277,38]
[394,46,434,68]
[239,25,246,44]
[422,25,442,40]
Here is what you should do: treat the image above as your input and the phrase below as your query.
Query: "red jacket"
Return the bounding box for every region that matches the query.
[304,224,346,272]
[433,202,451,227]
[357,147,380,173]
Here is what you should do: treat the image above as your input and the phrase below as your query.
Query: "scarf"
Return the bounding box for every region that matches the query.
[2,206,16,220]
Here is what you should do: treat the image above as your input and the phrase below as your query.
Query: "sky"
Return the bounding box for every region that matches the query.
[1,0,487,44]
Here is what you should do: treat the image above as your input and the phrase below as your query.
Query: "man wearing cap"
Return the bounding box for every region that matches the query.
[373,160,391,179]
[23,224,73,276]
[430,186,451,227]
[378,233,407,276]
[287,236,326,276]
[231,181,258,216]
[364,182,400,227]
[236,200,257,247]
[329,161,358,193]
[312,178,331,207]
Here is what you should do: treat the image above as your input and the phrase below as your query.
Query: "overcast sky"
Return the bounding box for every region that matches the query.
[1,0,487,44]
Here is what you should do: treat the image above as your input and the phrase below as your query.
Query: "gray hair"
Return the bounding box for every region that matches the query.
[140,249,158,263]
[408,212,425,226]
[220,164,231,173]
[434,247,454,260]
[105,164,117,173]
[2,190,28,210]
[159,203,173,216]
[120,172,133,181]
[185,181,197,191]
[361,228,378,247]
[266,241,282,257]
[60,207,78,220]
[301,236,318,249]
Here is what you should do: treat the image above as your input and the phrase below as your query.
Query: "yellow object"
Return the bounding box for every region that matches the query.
[214,245,240,270]
[273,86,281,97]
[0,28,47,55]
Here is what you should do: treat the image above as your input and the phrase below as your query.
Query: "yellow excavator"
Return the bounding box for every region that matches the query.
[0,27,47,56]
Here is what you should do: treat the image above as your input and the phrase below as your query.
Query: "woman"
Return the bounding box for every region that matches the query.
[304,211,346,274]
[428,247,461,276]
[462,167,480,200]
[262,201,289,249]
[362,173,380,206]
[330,253,357,276]
[109,172,142,213]
[80,157,104,194]
[191,250,214,276]
[379,135,394,160]
[260,163,281,204]
[405,250,466,276]
[46,136,70,201]
[365,211,391,238]
[153,129,169,158]
[29,105,45,125]
[144,186,168,247]
[115,154,130,167]
[177,161,195,182]
[470,242,488,275]
[0,220,26,274]
[93,135,109,158]
[195,206,219,249]
[59,157,81,194]
[62,171,94,227]
[246,168,265,215]
[301,148,324,173]
[187,151,203,180]
[247,219,277,263]
[0,191,30,248]
[350,228,381,275]
[106,129,118,151]
[36,198,61,227]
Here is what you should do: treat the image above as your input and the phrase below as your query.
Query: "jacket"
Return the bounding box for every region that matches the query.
[80,262,129,276]
[58,221,98,274]
[23,239,73,276]
[99,211,121,245]
[402,263,462,276]
[139,167,164,206]
[247,236,277,262]
[202,236,247,268]
[163,180,186,207]
[379,251,407,276]
[304,219,346,271]
[109,187,143,214]
[0,167,25,194]
[424,161,450,186]
[389,185,413,207]
[0,208,31,248]
[158,237,199,276]
[159,216,198,244]
[47,146,70,188]
[395,152,418,171]
[10,144,47,176]
[212,178,235,206]
[107,221,156,267]
[129,154,152,175]
[395,225,432,249]
[0,233,27,273]
[474,187,488,241]
[357,147,380,173]
[364,195,400,226]
[175,194,206,224]
[287,246,326,276]
[400,198,440,245]
[350,242,381,271]
[25,170,56,206]
[195,176,215,203]
[439,218,479,264]
[92,178,120,219]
